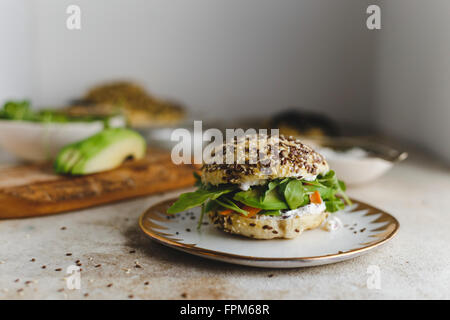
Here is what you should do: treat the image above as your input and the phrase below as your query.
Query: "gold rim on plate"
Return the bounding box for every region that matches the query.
[139,198,399,266]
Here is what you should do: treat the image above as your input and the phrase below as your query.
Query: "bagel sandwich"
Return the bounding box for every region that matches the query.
[167,134,351,239]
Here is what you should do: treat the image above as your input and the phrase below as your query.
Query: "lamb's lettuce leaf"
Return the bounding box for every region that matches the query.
[213,198,249,216]
[167,185,234,214]
[259,210,281,216]
[168,171,351,217]
[233,188,288,210]
[317,170,352,205]
[283,179,306,209]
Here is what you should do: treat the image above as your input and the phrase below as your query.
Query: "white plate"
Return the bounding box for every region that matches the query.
[139,198,399,268]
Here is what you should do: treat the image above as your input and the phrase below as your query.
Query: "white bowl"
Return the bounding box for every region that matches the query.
[306,137,408,186]
[324,155,395,185]
[0,116,126,162]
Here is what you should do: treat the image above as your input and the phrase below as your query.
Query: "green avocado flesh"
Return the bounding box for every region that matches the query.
[54,128,146,175]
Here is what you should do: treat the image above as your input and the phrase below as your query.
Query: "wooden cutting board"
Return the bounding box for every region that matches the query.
[0,148,197,219]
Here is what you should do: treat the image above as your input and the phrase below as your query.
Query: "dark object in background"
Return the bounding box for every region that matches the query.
[268,109,339,137]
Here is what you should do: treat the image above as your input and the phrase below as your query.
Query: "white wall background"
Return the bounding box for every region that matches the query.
[0,0,33,102]
[30,0,376,124]
[374,0,450,162]
[1,1,449,163]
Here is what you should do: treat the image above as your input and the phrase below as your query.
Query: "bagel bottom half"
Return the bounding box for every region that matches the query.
[208,210,329,239]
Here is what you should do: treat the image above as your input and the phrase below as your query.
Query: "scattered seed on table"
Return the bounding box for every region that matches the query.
[30,258,35,262]
[95,264,101,268]
[14,279,19,283]
[84,293,89,297]
[181,293,187,298]
[60,227,67,230]
[41,265,46,269]
[57,288,64,292]
[66,253,72,256]
[128,294,134,299]
[129,250,136,254]
[268,274,274,278]
[17,288,23,293]
[144,281,150,285]
[107,283,113,288]
[54,268,62,272]
[186,228,191,232]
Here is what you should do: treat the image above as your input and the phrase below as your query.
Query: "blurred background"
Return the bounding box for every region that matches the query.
[0,0,449,166]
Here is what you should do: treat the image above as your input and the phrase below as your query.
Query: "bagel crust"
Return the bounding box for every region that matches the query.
[209,210,329,239]
[202,134,329,188]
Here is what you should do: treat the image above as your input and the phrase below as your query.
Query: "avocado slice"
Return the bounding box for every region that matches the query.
[54,146,81,174]
[54,128,146,175]
[54,147,70,173]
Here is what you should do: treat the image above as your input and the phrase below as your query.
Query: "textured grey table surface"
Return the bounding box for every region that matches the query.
[0,151,449,300]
